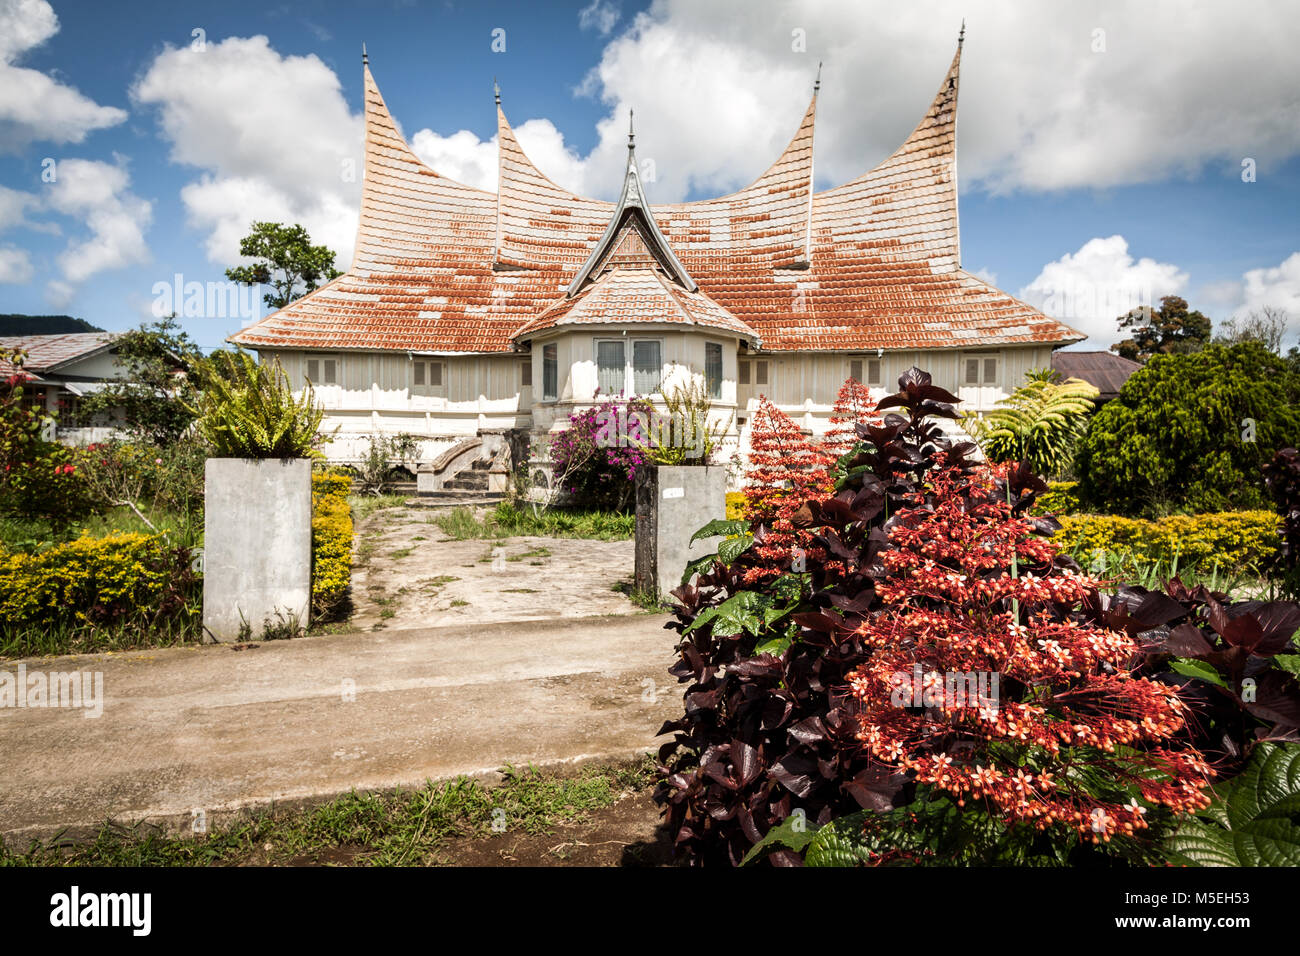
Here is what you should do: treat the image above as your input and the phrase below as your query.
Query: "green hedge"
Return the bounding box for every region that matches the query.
[311,471,353,616]
[1054,510,1279,572]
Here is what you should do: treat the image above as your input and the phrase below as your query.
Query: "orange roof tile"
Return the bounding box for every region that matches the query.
[230,36,1083,356]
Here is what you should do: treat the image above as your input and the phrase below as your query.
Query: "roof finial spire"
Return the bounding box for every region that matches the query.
[958,19,965,45]
[493,77,500,106]
[628,108,635,151]
[814,60,822,94]
[362,42,368,66]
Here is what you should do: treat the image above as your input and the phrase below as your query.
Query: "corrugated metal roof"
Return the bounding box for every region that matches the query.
[230,38,1083,356]
[0,333,117,375]
[1052,350,1142,400]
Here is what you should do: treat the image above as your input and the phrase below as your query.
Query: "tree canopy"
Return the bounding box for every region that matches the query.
[1112,295,1211,362]
[1076,342,1300,515]
[225,221,343,311]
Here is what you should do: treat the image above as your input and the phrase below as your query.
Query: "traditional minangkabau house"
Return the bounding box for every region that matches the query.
[230,32,1083,488]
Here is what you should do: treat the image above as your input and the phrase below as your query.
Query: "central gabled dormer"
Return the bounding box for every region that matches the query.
[566,112,697,296]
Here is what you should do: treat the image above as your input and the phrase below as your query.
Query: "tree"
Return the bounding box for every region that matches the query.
[1215,305,1289,354]
[225,222,343,310]
[1112,295,1211,362]
[1076,342,1300,515]
[965,369,1098,478]
[74,315,205,447]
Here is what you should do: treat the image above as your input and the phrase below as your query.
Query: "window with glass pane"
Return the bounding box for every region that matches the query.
[983,357,997,385]
[755,361,768,386]
[850,359,863,382]
[738,360,750,385]
[964,358,980,385]
[867,358,881,384]
[597,340,626,396]
[521,360,531,387]
[632,340,661,395]
[705,342,723,399]
[413,361,425,386]
[543,344,557,400]
[430,361,443,387]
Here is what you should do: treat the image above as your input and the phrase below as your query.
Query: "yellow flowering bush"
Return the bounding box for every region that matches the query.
[0,533,195,631]
[1033,481,1082,516]
[725,492,746,521]
[1055,510,1279,571]
[311,471,353,616]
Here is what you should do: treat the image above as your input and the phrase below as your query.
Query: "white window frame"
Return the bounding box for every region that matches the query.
[542,343,558,402]
[961,352,999,387]
[304,353,341,386]
[704,340,724,400]
[411,357,445,394]
[594,336,665,397]
[738,358,769,387]
[848,355,882,386]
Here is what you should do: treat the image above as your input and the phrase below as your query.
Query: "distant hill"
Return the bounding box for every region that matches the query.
[0,314,106,336]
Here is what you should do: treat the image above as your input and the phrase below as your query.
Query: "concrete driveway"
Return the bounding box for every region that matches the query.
[0,613,683,844]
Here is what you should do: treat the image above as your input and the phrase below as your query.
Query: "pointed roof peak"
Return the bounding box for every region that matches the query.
[493,76,500,106]
[362,42,368,66]
[814,60,823,94]
[566,123,695,296]
[959,19,966,45]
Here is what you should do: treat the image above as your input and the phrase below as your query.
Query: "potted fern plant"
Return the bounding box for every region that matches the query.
[632,378,730,601]
[191,351,327,642]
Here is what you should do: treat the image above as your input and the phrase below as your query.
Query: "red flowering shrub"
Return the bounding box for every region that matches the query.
[655,368,1219,866]
[740,398,837,582]
[824,376,878,456]
[844,462,1212,843]
[1,348,96,531]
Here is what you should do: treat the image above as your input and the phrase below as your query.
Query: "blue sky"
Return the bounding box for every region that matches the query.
[0,0,1297,352]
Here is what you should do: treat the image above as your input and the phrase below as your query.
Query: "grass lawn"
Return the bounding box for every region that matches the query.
[433,502,634,542]
[0,759,669,867]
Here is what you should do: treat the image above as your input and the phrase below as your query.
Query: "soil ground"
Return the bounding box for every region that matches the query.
[349,505,640,631]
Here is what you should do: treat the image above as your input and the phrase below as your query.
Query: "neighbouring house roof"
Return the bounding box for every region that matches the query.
[1051,350,1142,402]
[230,33,1083,356]
[0,332,118,378]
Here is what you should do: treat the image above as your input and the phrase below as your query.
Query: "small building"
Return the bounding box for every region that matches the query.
[1050,350,1142,405]
[230,32,1083,486]
[0,332,128,443]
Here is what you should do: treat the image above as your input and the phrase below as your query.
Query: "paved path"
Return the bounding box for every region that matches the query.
[0,614,682,843]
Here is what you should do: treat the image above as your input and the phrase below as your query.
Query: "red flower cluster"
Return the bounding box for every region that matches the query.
[845,464,1213,841]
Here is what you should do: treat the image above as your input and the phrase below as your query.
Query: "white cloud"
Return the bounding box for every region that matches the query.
[971,267,998,287]
[1018,236,1188,347]
[548,0,1300,199]
[1237,252,1300,319]
[0,0,126,152]
[411,118,590,195]
[579,0,621,36]
[133,35,362,267]
[44,277,72,306]
[43,157,151,283]
[0,244,32,283]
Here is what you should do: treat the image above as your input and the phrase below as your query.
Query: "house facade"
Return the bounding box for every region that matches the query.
[0,332,128,444]
[230,33,1082,485]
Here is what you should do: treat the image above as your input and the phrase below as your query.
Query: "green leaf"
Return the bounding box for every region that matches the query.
[740,812,820,866]
[1169,657,1229,689]
[717,534,754,564]
[752,634,792,657]
[680,552,718,584]
[805,811,876,867]
[1166,743,1300,866]
[690,518,749,545]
